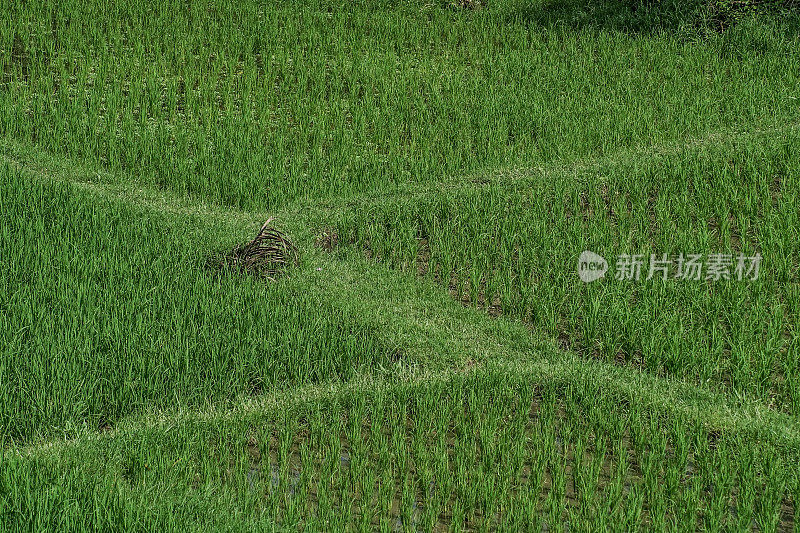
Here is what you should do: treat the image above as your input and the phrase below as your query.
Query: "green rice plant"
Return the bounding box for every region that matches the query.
[0,163,386,443]
[2,1,799,529]
[2,1,799,211]
[123,368,790,529]
[334,130,800,415]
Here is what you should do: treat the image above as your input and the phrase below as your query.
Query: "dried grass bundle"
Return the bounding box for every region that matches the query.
[211,218,299,281]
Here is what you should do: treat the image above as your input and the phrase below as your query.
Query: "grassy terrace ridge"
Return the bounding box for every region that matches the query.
[328,126,800,411]
[2,138,800,450]
[3,118,800,529]
[4,1,800,210]
[3,119,800,531]
[3,367,800,530]
[3,0,800,529]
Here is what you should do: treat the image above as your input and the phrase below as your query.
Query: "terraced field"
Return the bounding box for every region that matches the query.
[2,0,800,530]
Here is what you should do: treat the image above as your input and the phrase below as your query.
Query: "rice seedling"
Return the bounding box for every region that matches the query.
[0,163,385,443]
[2,366,798,530]
[1,0,799,528]
[1,1,799,211]
[333,129,800,416]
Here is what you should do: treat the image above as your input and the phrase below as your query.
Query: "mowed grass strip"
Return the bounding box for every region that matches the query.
[5,139,800,449]
[0,162,388,444]
[332,128,800,415]
[1,1,799,210]
[3,141,800,531]
[2,365,799,531]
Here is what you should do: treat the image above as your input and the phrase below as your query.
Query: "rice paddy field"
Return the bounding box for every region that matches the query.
[2,0,800,530]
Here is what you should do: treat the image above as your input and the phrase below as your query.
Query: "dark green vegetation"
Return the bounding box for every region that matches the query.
[4,371,800,531]
[3,1,799,209]
[334,129,800,414]
[1,0,799,530]
[0,164,385,442]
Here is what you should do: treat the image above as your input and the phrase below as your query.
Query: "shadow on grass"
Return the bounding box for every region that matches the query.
[500,0,800,38]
